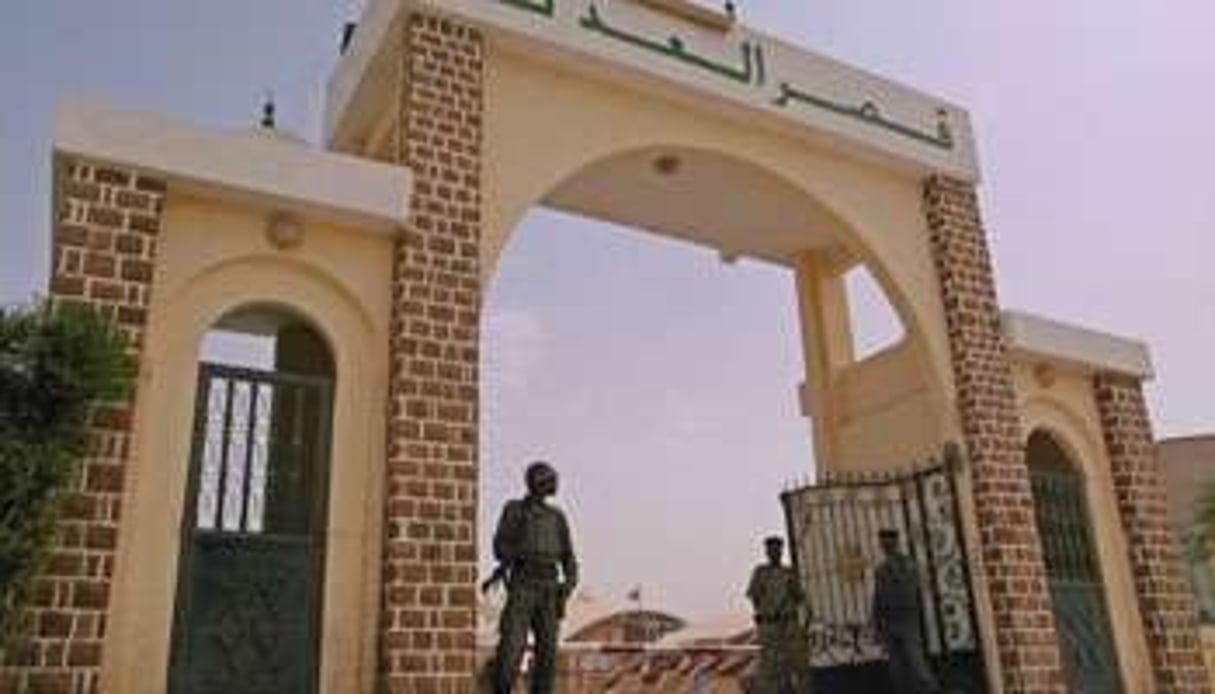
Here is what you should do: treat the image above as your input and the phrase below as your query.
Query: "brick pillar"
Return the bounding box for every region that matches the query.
[380,13,484,693]
[1094,373,1211,692]
[923,176,1065,693]
[0,161,164,694]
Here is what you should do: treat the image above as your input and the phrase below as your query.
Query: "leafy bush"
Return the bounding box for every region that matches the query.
[0,300,132,642]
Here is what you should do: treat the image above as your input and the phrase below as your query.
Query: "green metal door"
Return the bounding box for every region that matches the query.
[168,363,333,694]
[1028,432,1123,694]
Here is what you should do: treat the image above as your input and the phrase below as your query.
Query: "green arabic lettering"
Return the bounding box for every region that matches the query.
[774,83,954,150]
[580,3,759,86]
[499,0,555,18]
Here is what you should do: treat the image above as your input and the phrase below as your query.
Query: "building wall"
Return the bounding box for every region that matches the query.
[829,340,944,470]
[1160,436,1215,532]
[100,193,393,693]
[1160,437,1215,681]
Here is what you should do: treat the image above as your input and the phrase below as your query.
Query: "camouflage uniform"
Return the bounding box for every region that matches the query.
[490,496,577,694]
[747,562,810,694]
[872,552,941,694]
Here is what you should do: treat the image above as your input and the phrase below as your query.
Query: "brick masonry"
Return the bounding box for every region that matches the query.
[1094,373,1212,692]
[923,176,1065,692]
[0,161,164,694]
[380,13,484,694]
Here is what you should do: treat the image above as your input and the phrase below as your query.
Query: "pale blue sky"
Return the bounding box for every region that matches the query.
[3,1,1214,618]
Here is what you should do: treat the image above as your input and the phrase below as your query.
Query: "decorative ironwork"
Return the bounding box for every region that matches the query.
[169,363,333,694]
[1029,444,1124,694]
[177,535,316,693]
[781,449,986,691]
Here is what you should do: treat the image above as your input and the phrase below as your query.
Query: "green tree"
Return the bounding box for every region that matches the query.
[1185,481,1215,623]
[0,300,132,644]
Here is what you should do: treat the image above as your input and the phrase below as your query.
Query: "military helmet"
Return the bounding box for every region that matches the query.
[525,461,557,492]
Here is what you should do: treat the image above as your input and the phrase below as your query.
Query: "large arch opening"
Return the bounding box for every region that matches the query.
[478,144,933,651]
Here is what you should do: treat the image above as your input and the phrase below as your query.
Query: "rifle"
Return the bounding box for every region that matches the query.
[481,563,511,594]
[556,583,572,621]
[482,564,572,621]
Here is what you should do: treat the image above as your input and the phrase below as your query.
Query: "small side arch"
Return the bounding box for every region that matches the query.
[1024,426,1126,693]
[106,254,387,694]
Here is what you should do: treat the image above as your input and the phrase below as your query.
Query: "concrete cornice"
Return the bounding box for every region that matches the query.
[1002,310,1154,380]
[55,97,411,233]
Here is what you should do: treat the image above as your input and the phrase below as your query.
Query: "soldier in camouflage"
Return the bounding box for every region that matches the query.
[872,528,941,694]
[747,535,811,694]
[489,462,578,694]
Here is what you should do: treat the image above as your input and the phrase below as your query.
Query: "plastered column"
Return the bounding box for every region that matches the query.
[792,251,854,470]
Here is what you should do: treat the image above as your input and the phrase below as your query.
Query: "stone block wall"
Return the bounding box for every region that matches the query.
[0,160,164,694]
[923,176,1065,692]
[379,13,485,694]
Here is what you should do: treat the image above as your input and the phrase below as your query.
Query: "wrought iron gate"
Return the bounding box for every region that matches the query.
[168,363,333,694]
[781,449,987,692]
[1029,451,1123,694]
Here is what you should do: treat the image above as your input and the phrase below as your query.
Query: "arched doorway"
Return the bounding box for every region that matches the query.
[168,307,335,694]
[1026,430,1122,693]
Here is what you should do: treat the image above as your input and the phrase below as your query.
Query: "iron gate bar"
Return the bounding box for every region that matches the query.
[237,380,258,531]
[897,469,928,651]
[917,465,947,654]
[214,378,235,531]
[945,448,982,657]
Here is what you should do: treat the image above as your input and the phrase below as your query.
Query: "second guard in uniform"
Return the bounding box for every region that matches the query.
[746,535,811,694]
[871,528,941,694]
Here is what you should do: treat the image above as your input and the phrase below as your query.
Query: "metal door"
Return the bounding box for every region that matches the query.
[168,363,333,693]
[1029,446,1123,694]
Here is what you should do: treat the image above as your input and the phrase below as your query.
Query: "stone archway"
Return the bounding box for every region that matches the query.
[350,6,1067,691]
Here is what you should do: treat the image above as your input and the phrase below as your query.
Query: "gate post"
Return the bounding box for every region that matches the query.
[0,161,166,693]
[380,11,486,693]
[923,176,1065,693]
[1094,373,1212,692]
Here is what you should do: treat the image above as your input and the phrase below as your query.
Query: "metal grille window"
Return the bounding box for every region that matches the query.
[1026,430,1123,694]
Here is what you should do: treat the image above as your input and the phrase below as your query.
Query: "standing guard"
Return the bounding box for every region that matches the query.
[872,528,942,694]
[488,462,578,694]
[746,535,811,693]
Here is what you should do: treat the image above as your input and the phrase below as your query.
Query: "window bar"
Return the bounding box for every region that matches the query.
[213,376,237,531]
[238,379,260,532]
